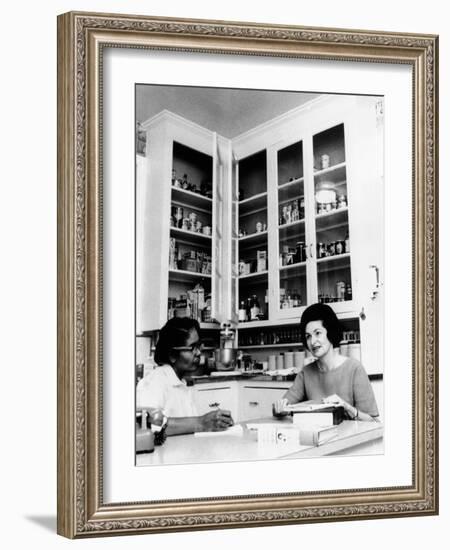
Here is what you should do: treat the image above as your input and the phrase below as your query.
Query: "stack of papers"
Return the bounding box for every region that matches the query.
[285,402,334,412]
[194,424,244,437]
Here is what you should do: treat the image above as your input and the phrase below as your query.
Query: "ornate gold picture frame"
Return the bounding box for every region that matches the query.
[57,11,438,538]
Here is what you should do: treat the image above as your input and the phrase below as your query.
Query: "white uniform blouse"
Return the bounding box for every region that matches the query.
[136,365,199,418]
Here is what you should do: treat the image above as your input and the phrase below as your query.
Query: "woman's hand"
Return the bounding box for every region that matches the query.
[200,409,234,431]
[273,398,289,417]
[322,394,356,418]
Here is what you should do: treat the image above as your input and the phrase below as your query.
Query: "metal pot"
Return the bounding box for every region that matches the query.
[214,348,237,370]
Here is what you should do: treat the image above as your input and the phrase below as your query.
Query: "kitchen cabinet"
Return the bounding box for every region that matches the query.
[239,382,291,421]
[191,377,382,423]
[137,95,384,375]
[192,379,291,423]
[233,95,384,375]
[137,112,233,332]
[192,382,239,420]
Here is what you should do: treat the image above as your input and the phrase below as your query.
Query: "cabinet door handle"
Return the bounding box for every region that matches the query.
[369,264,381,300]
[309,243,314,259]
[249,401,259,406]
[209,402,220,408]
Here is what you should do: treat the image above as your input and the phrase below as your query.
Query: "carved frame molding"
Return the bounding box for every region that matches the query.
[57,11,438,538]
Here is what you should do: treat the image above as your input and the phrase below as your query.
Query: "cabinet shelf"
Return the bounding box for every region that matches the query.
[239,231,268,248]
[238,318,299,329]
[278,176,304,189]
[170,227,212,246]
[278,219,306,242]
[278,179,305,204]
[200,323,220,330]
[238,270,268,283]
[239,192,268,216]
[171,187,213,211]
[279,261,307,272]
[316,253,351,273]
[315,207,348,232]
[314,162,347,185]
[239,343,303,349]
[238,311,357,330]
[169,269,212,283]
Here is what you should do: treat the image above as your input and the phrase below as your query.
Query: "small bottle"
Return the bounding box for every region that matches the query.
[246,296,253,320]
[345,283,353,301]
[338,194,347,209]
[250,295,260,321]
[238,300,247,322]
[203,294,212,322]
[264,289,269,319]
[345,232,350,253]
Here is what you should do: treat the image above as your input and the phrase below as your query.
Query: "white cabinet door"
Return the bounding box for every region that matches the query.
[211,132,224,323]
[239,384,290,422]
[137,119,173,332]
[193,383,239,420]
[139,112,219,332]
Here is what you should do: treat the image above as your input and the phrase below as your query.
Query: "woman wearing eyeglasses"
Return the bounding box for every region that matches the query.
[137,317,234,435]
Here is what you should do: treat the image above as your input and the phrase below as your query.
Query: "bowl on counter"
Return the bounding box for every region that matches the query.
[214,348,237,370]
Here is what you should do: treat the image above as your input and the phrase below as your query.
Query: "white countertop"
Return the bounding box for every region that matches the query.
[136,418,383,466]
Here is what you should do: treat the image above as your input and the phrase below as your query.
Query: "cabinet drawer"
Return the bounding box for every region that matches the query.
[240,386,288,421]
[193,386,237,418]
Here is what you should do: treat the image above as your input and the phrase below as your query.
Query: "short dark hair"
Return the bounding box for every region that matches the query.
[299,303,342,348]
[154,317,201,365]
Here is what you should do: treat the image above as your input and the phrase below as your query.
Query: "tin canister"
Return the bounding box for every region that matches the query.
[335,240,344,255]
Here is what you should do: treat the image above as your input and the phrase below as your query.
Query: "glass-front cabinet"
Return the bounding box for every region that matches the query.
[137,95,383,374]
[276,140,308,317]
[237,119,356,324]
[237,150,269,324]
[312,123,353,314]
[137,113,225,333]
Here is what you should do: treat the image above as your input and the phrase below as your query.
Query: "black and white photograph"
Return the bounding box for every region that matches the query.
[134,85,385,466]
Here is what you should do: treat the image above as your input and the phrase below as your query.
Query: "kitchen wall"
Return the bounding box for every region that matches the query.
[1,1,446,550]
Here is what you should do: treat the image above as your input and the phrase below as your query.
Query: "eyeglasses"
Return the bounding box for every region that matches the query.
[172,341,204,353]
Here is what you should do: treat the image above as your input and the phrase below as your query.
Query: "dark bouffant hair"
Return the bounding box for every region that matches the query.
[154,317,201,365]
[299,303,343,348]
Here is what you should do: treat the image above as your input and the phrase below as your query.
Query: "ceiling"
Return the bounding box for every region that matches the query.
[136,85,319,139]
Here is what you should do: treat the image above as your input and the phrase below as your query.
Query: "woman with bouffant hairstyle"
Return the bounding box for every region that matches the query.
[274,303,379,421]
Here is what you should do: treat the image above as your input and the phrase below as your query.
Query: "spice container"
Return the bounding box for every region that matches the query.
[284,351,294,369]
[336,281,346,301]
[268,355,277,371]
[335,240,344,255]
[338,194,347,208]
[294,351,305,369]
[321,154,330,169]
[317,242,326,258]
